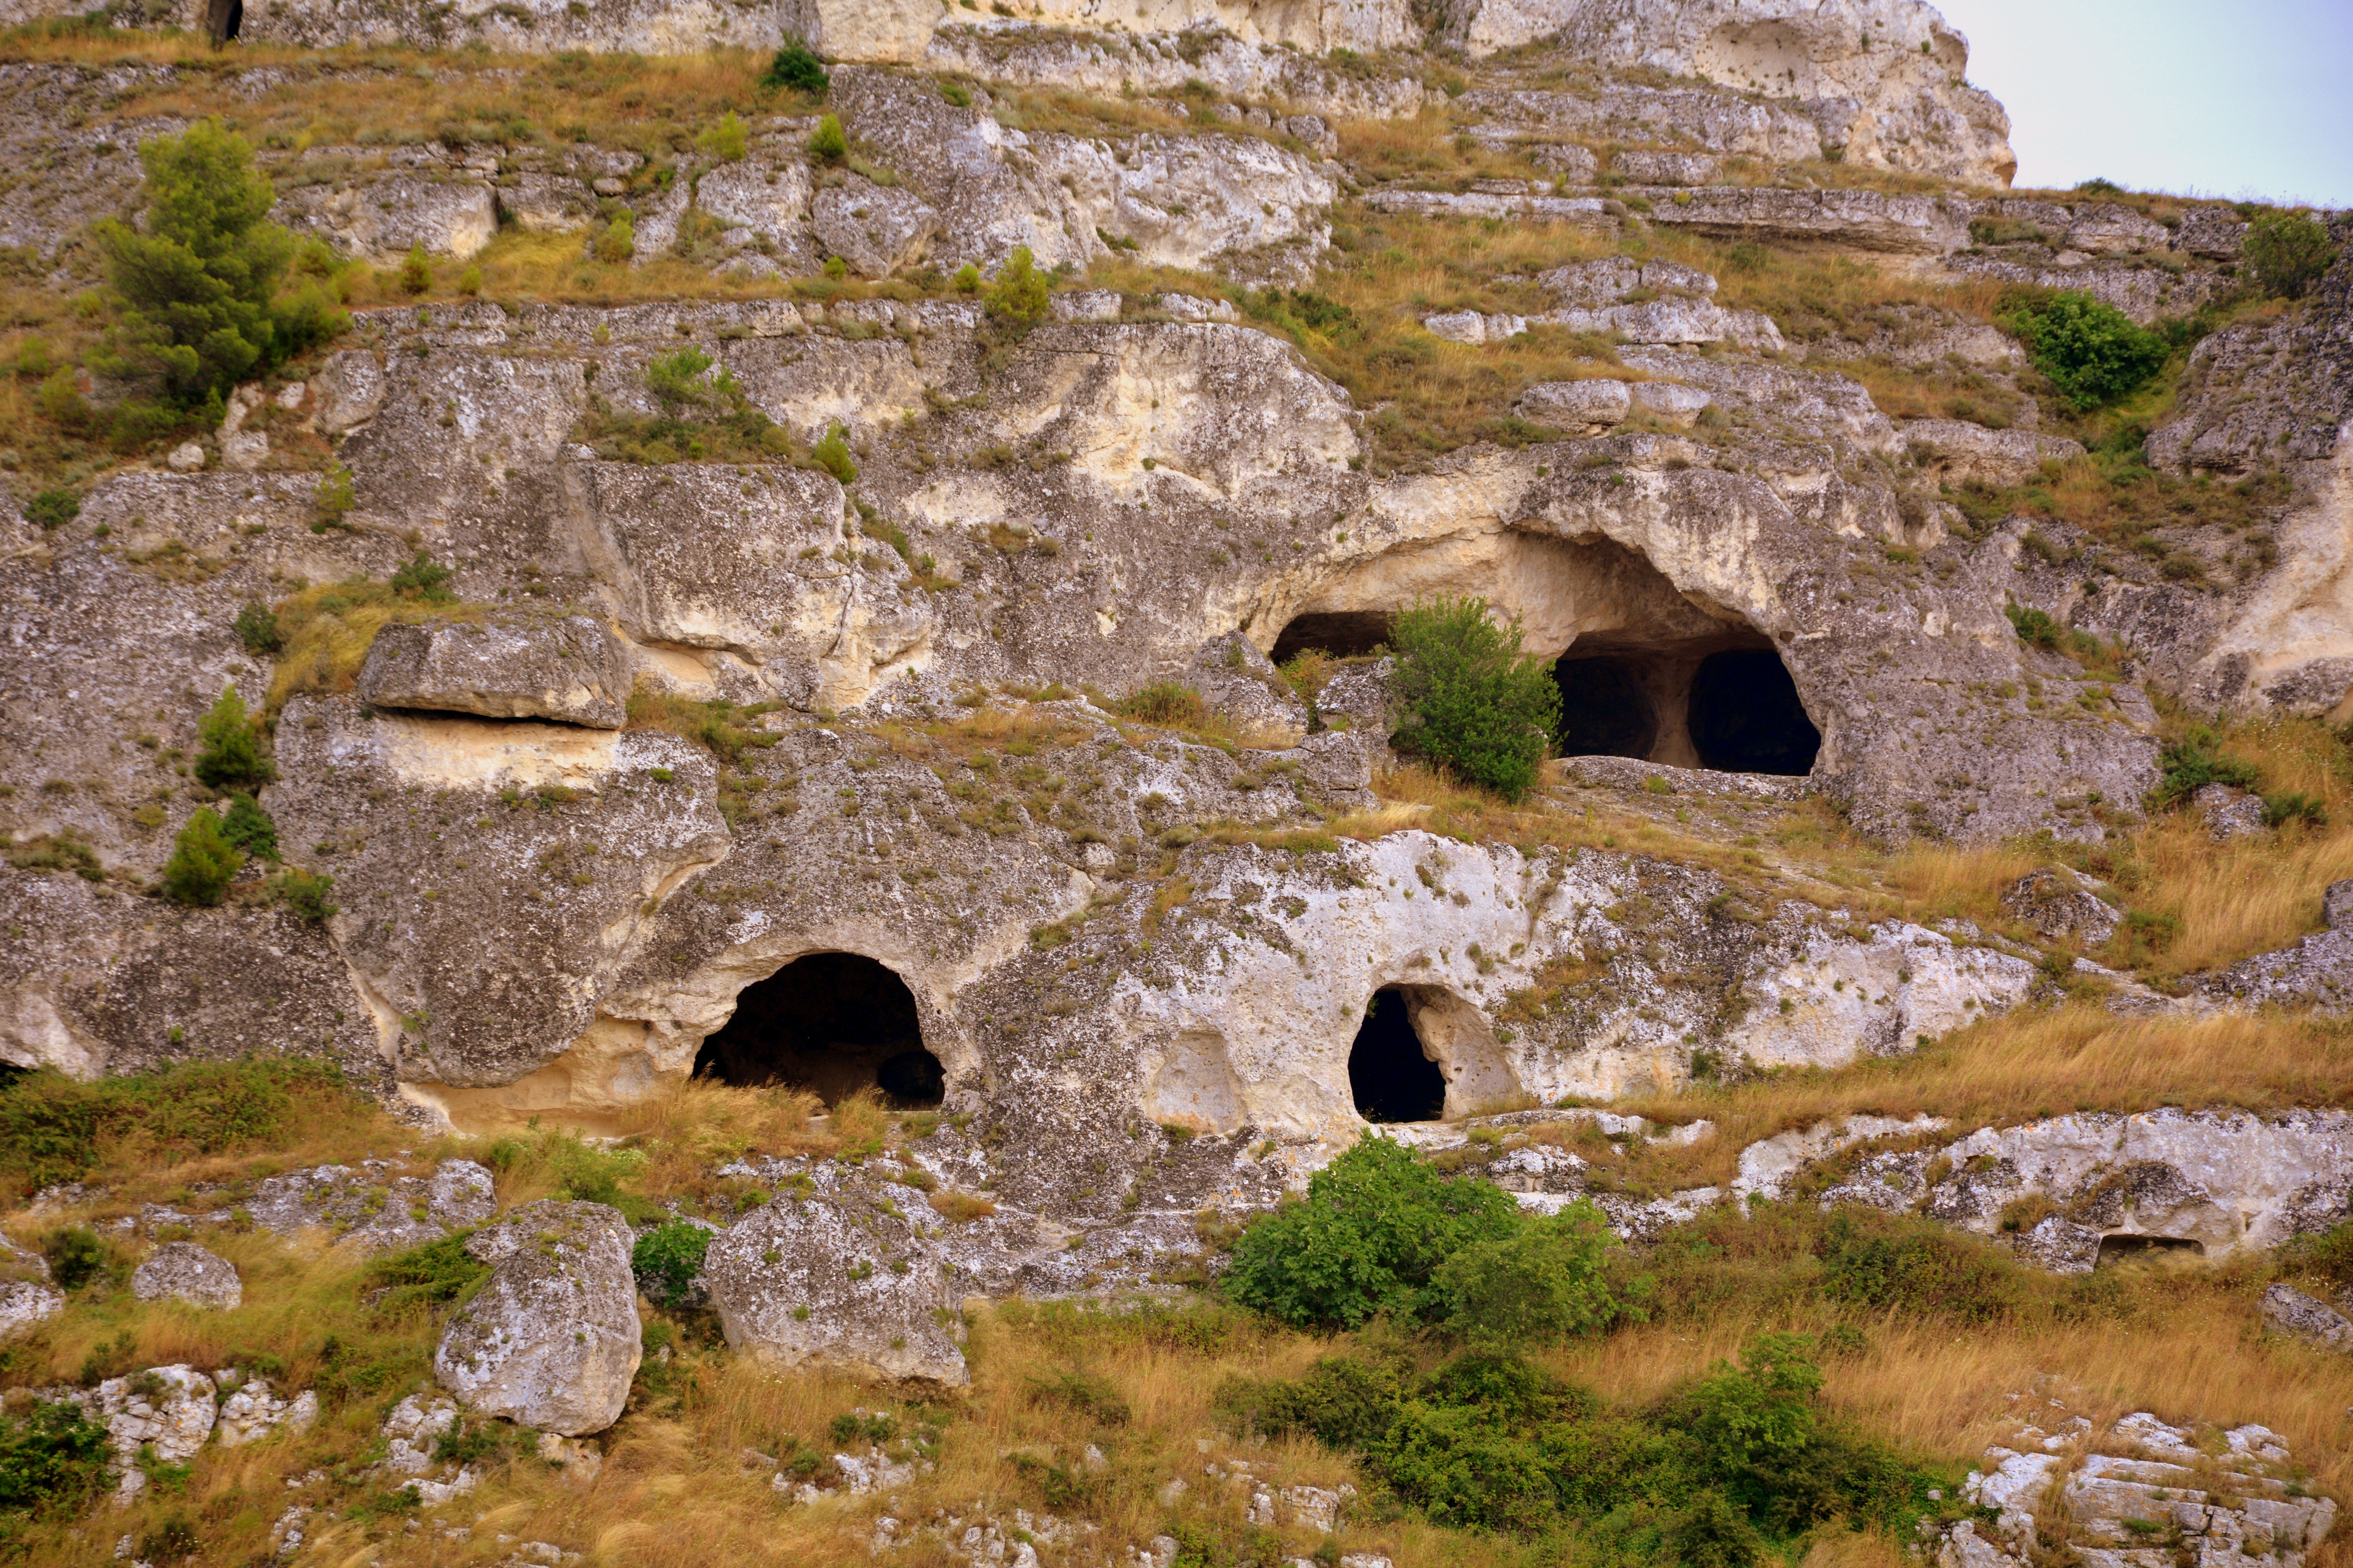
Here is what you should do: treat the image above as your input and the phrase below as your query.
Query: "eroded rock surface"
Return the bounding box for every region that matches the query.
[356,615,632,729]
[434,1201,641,1436]
[130,1243,242,1310]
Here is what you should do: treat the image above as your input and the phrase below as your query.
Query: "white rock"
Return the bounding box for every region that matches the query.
[1628,381,1713,427]
[165,442,204,472]
[811,174,940,279]
[380,1391,460,1475]
[1517,378,1630,429]
[433,1201,641,1436]
[131,1243,242,1310]
[94,1366,217,1503]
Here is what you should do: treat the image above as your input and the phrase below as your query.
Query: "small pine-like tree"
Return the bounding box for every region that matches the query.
[1386,596,1561,801]
[219,792,278,861]
[808,114,848,160]
[761,43,829,96]
[192,686,272,794]
[696,111,749,162]
[162,808,243,906]
[983,245,1051,327]
[2242,210,2339,300]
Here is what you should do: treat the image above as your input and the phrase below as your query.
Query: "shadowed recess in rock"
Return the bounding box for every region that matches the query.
[1348,987,1445,1124]
[1689,649,1821,775]
[693,953,944,1109]
[1554,654,1660,760]
[1270,610,1394,664]
[2095,1234,2206,1270]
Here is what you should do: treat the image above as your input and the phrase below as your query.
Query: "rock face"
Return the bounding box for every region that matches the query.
[83,1366,217,1503]
[1943,1408,2335,1568]
[1998,866,2120,945]
[130,1242,243,1310]
[356,615,632,729]
[241,1159,496,1252]
[433,1201,641,1436]
[2261,1283,2353,1350]
[0,1235,63,1339]
[704,1170,969,1387]
[214,1378,320,1446]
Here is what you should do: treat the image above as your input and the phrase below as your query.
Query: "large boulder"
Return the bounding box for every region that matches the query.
[433,1201,640,1436]
[355,614,632,729]
[131,1242,243,1310]
[2261,1283,2353,1351]
[704,1171,968,1388]
[0,1235,61,1339]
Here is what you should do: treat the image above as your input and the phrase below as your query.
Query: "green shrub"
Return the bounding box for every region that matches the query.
[1219,1354,1404,1450]
[41,1226,106,1291]
[595,213,635,265]
[193,685,272,793]
[390,552,455,602]
[1025,1367,1132,1426]
[2288,1217,2353,1289]
[761,43,829,96]
[1815,1212,2022,1323]
[232,600,283,655]
[314,460,355,529]
[631,1220,712,1307]
[1224,1135,1521,1329]
[983,245,1051,327]
[2242,211,2339,300]
[219,792,277,861]
[367,1232,488,1315]
[397,243,432,295]
[89,120,344,405]
[810,423,858,485]
[647,345,744,413]
[0,1059,343,1194]
[696,111,749,162]
[1428,1199,1635,1345]
[951,262,981,294]
[0,1401,111,1516]
[2001,292,2170,410]
[808,113,848,159]
[161,807,243,906]
[268,867,337,922]
[2154,724,2260,806]
[1386,595,1560,801]
[1111,681,1207,728]
[2004,602,2061,649]
[1374,1396,1557,1532]
[22,490,77,531]
[2262,790,2328,828]
[1683,1332,1821,1472]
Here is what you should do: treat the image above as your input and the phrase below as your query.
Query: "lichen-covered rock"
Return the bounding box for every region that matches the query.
[922,23,1425,121]
[214,1378,319,1446]
[1998,866,2120,944]
[273,158,498,263]
[704,1169,968,1387]
[1899,420,2086,488]
[356,614,632,729]
[2261,1283,2353,1351]
[130,1242,242,1310]
[810,175,940,280]
[87,1365,216,1503]
[434,1200,640,1436]
[242,1158,496,1252]
[2196,782,2270,840]
[0,1233,62,1339]
[1517,379,1630,429]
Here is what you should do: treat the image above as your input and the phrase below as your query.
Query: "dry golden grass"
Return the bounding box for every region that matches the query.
[263,577,484,714]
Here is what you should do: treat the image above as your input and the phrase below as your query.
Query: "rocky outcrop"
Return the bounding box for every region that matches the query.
[2261,1283,2353,1351]
[433,1201,641,1436]
[130,1242,243,1310]
[242,1158,496,1252]
[273,151,498,264]
[705,1168,968,1387]
[356,615,632,729]
[214,1377,320,1446]
[1899,421,2085,488]
[81,1365,217,1503]
[0,1235,63,1339]
[1998,866,2120,945]
[923,23,1428,120]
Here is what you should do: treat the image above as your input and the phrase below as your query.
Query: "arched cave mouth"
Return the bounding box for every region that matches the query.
[1553,641,1819,777]
[207,0,241,40]
[1271,610,1393,665]
[1349,987,1445,1124]
[2095,1234,2206,1270]
[693,953,944,1110]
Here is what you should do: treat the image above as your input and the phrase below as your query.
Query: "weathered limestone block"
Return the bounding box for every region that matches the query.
[0,1234,61,1339]
[2197,782,2270,840]
[1459,86,1822,163]
[1998,865,2120,944]
[130,1242,242,1310]
[1628,381,1712,426]
[356,614,632,729]
[242,1158,496,1252]
[275,166,498,264]
[90,1366,216,1502]
[1630,186,1974,254]
[696,151,820,270]
[704,1169,968,1387]
[435,1201,640,1435]
[2261,1283,2353,1350]
[214,1378,320,1446]
[1899,420,2086,487]
[921,23,1425,121]
[810,174,939,279]
[1517,379,1630,430]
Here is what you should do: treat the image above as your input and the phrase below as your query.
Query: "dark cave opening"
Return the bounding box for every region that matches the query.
[1688,649,1821,776]
[1271,610,1394,665]
[2095,1234,2207,1269]
[1553,654,1660,761]
[1349,988,1445,1124]
[207,0,241,40]
[693,953,943,1109]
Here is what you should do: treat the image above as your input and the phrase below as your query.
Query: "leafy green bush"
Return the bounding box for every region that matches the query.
[390,552,454,602]
[1815,1212,2022,1324]
[983,245,1051,327]
[366,1232,488,1315]
[268,867,337,922]
[23,490,77,531]
[696,112,749,162]
[2001,292,2170,410]
[397,243,432,295]
[1386,595,1560,801]
[761,43,829,96]
[1224,1135,1521,1329]
[2154,724,2260,806]
[313,460,355,530]
[0,1059,344,1193]
[41,1226,107,1291]
[2242,211,2339,300]
[89,121,344,406]
[2004,603,2061,649]
[808,113,848,159]
[646,345,726,410]
[219,792,277,861]
[810,423,858,485]
[594,213,635,265]
[161,807,243,906]
[232,600,283,655]
[1111,681,1208,728]
[193,685,271,793]
[0,1401,110,1515]
[1428,1198,1636,1345]
[631,1220,712,1307]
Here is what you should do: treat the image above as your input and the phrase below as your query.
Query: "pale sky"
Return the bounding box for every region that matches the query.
[1933,0,2353,207]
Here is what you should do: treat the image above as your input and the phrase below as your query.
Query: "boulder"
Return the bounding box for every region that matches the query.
[810,174,939,279]
[2197,782,2270,841]
[274,168,498,264]
[1998,866,2121,945]
[2261,1283,2353,1350]
[214,1378,319,1446]
[243,1158,496,1253]
[0,1234,61,1339]
[92,1365,216,1503]
[1628,381,1713,427]
[355,614,632,729]
[433,1201,641,1436]
[130,1242,242,1310]
[1899,420,2087,487]
[1517,378,1630,430]
[2324,878,2353,931]
[704,1170,968,1388]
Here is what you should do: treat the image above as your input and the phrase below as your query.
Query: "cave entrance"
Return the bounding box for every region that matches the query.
[1553,637,1818,776]
[693,953,943,1110]
[1349,988,1445,1124]
[206,0,241,40]
[2095,1234,2207,1270]
[1271,610,1393,665]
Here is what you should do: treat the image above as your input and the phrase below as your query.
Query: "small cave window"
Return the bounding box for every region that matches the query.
[1271,610,1393,665]
[2094,1234,2206,1269]
[694,953,943,1109]
[1348,988,1445,1124]
[1554,655,1659,760]
[1688,649,1820,775]
[207,0,241,40]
